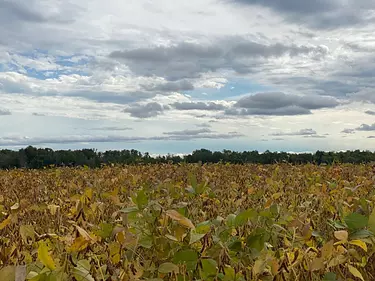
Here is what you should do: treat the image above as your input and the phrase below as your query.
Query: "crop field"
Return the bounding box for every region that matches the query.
[1,164,375,281]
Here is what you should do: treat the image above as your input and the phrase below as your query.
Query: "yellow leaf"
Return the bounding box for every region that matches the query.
[310,258,324,272]
[269,259,279,276]
[69,236,90,253]
[348,264,364,281]
[75,225,94,241]
[349,240,368,252]
[47,204,60,216]
[253,259,266,276]
[334,230,348,241]
[38,241,56,270]
[272,192,282,200]
[166,210,195,229]
[321,240,334,259]
[0,216,11,230]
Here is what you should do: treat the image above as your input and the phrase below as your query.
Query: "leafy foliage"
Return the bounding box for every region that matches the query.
[1,163,375,281]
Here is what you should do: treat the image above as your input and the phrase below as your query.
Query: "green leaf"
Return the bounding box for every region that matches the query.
[195,221,211,234]
[119,206,139,214]
[158,263,179,274]
[246,228,268,252]
[72,260,95,281]
[234,209,257,227]
[349,229,374,240]
[201,259,217,276]
[136,189,148,210]
[344,213,368,231]
[173,249,198,271]
[96,223,113,239]
[322,272,337,281]
[368,208,375,233]
[190,232,206,244]
[228,238,242,252]
[0,266,15,281]
[139,235,153,249]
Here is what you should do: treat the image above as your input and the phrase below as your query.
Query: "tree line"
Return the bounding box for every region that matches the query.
[0,146,375,169]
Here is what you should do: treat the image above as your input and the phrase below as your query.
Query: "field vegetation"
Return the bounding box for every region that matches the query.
[1,163,375,280]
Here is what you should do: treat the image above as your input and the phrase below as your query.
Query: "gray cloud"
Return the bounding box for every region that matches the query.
[32,112,45,116]
[226,0,375,29]
[224,92,339,116]
[91,126,133,131]
[109,40,327,80]
[365,110,375,115]
[163,128,211,136]
[225,106,310,116]
[368,136,375,139]
[0,109,11,115]
[342,128,355,134]
[142,80,194,92]
[123,102,167,118]
[172,101,226,111]
[235,92,339,110]
[270,128,317,136]
[357,123,375,131]
[0,130,243,146]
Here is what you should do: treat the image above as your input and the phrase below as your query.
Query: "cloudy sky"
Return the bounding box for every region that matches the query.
[1,0,375,154]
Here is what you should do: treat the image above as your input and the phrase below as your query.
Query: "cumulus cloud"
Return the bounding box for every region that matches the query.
[270,128,317,136]
[172,101,226,111]
[109,40,328,80]
[123,102,167,118]
[357,123,375,131]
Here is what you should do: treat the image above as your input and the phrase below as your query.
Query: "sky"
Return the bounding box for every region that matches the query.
[0,0,375,154]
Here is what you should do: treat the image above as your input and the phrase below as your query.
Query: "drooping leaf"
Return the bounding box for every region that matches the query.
[347,264,364,281]
[158,262,179,274]
[0,216,11,230]
[166,210,195,229]
[38,241,56,270]
[344,213,368,231]
[349,240,368,252]
[119,206,139,214]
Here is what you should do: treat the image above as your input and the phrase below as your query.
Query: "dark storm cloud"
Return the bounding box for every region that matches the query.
[172,101,226,111]
[109,40,327,80]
